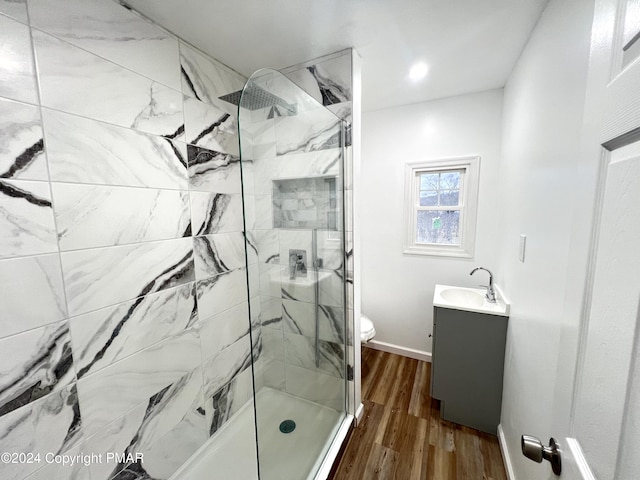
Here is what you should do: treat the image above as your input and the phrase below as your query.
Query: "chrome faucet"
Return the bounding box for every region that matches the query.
[289,249,307,279]
[470,267,497,303]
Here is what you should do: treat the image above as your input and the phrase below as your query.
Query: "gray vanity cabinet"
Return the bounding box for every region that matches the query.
[430,306,508,434]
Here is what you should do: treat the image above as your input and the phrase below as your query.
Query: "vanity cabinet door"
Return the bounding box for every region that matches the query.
[430,306,508,434]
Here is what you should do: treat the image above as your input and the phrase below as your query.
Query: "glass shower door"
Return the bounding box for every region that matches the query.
[237,69,348,480]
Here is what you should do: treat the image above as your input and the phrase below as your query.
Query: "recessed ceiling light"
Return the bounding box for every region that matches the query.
[409,62,429,81]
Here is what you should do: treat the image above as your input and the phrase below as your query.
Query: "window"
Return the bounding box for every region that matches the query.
[403,156,480,257]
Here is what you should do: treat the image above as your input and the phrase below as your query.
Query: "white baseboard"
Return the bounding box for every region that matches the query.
[363,339,432,362]
[498,424,516,480]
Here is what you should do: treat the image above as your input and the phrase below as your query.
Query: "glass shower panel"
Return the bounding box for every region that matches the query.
[238,69,348,480]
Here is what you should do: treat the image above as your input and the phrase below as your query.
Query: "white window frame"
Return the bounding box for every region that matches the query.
[403,156,480,258]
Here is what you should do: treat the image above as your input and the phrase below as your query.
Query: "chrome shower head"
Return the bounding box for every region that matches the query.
[218,84,297,115]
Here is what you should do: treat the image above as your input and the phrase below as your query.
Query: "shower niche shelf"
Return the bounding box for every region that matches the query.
[272,176,338,229]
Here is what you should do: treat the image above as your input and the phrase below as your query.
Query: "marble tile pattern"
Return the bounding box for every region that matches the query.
[244,229,259,265]
[0,254,67,338]
[0,4,257,478]
[202,332,256,399]
[252,229,279,264]
[184,96,239,155]
[258,262,283,298]
[136,416,208,480]
[261,327,284,365]
[283,53,352,107]
[307,62,352,104]
[43,109,188,189]
[0,320,74,418]
[23,442,92,480]
[260,295,283,329]
[33,30,184,138]
[196,268,248,319]
[0,6,358,479]
[81,402,150,480]
[76,329,201,437]
[0,0,28,22]
[190,191,244,235]
[0,384,82,480]
[274,111,342,156]
[238,119,277,161]
[81,366,207,480]
[327,102,353,126]
[193,232,246,280]
[61,237,195,317]
[0,15,38,104]
[318,230,347,271]
[135,401,208,479]
[284,332,344,378]
[252,150,341,195]
[246,261,261,301]
[28,0,182,91]
[282,299,345,344]
[0,98,47,181]
[70,283,197,378]
[0,179,58,259]
[251,194,274,230]
[199,303,251,362]
[53,183,191,250]
[179,41,245,114]
[187,144,241,194]
[272,178,338,229]
[205,366,253,436]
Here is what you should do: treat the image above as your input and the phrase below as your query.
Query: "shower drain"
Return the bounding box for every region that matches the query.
[279,419,296,434]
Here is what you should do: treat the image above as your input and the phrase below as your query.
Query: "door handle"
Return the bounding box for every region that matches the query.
[521,435,562,475]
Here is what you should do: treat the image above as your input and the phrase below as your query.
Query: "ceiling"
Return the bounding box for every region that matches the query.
[124,0,548,112]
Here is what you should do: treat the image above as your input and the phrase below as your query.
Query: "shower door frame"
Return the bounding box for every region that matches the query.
[237,68,354,480]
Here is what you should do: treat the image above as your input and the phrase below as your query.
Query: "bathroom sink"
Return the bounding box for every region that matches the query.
[439,288,485,307]
[433,284,510,316]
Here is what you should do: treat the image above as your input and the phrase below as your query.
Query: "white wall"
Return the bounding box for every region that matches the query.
[361,89,503,354]
[496,0,595,477]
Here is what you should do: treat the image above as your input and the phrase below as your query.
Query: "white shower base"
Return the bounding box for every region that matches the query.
[176,387,344,480]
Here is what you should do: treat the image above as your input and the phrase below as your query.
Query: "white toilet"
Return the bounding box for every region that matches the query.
[360,314,376,343]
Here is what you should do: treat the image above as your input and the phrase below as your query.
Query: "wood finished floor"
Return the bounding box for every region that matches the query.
[329,347,507,480]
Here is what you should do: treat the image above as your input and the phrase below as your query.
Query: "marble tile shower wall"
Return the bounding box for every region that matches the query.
[244,52,355,412]
[286,52,355,412]
[283,51,356,355]
[0,2,258,480]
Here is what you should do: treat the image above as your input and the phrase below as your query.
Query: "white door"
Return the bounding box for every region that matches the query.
[524,0,640,478]
[565,140,640,480]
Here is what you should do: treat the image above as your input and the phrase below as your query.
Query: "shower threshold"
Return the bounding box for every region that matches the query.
[172,387,347,480]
